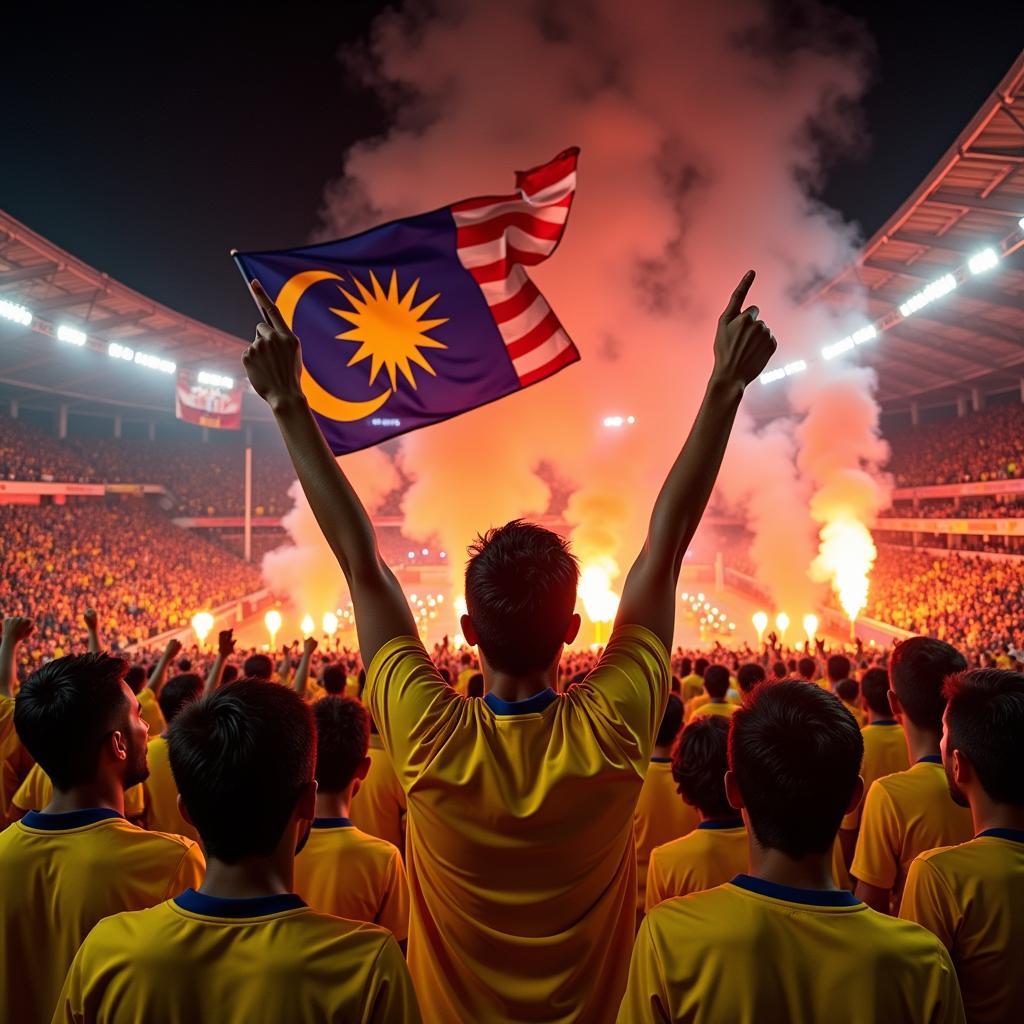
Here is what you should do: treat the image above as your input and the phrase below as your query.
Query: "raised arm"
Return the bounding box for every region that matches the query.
[242,280,417,666]
[204,629,236,696]
[83,608,100,654]
[147,637,183,697]
[293,637,318,698]
[614,271,776,651]
[0,617,34,698]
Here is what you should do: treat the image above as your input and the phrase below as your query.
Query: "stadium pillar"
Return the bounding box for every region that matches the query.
[244,446,253,563]
[57,403,68,439]
[9,399,18,418]
[113,415,122,439]
[910,402,919,427]
[971,387,983,412]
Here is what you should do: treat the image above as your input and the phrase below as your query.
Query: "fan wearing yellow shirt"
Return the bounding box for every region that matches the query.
[900,668,1024,1024]
[688,665,737,721]
[241,271,777,1022]
[143,672,204,841]
[140,636,184,727]
[1,652,205,1024]
[1,615,36,825]
[645,715,746,911]
[838,667,908,864]
[679,658,706,702]
[825,653,851,693]
[619,680,965,1024]
[10,759,146,823]
[53,679,420,1024]
[797,655,818,685]
[290,636,321,701]
[295,695,409,942]
[350,714,407,851]
[457,652,477,695]
[634,694,696,921]
[735,662,766,698]
[835,678,867,728]
[853,637,973,914]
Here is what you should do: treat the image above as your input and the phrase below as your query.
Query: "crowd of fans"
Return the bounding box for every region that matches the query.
[882,495,1024,520]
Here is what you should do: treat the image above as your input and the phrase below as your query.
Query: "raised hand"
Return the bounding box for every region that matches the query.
[303,636,319,656]
[2,616,34,645]
[83,609,98,630]
[712,270,777,389]
[166,637,183,659]
[242,280,304,411]
[218,629,236,658]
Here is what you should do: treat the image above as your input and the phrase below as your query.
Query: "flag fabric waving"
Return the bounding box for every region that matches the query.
[233,148,580,454]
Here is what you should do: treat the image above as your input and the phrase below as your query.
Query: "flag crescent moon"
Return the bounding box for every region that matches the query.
[273,270,392,422]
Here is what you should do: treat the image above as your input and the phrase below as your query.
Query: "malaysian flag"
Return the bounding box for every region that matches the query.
[233,148,580,455]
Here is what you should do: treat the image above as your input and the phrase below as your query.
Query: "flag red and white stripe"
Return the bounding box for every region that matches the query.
[451,148,580,387]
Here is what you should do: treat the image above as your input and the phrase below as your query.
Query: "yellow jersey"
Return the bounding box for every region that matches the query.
[633,759,699,916]
[618,875,964,1023]
[851,757,973,907]
[294,818,409,940]
[683,693,709,721]
[142,734,198,841]
[689,700,737,720]
[679,674,703,702]
[350,733,407,851]
[53,889,421,1024]
[11,761,146,820]
[0,808,205,1024]
[840,699,867,728]
[645,820,747,911]
[366,625,669,1024]
[841,720,909,831]
[457,667,476,694]
[900,828,1024,1024]
[1,693,33,823]
[137,687,167,736]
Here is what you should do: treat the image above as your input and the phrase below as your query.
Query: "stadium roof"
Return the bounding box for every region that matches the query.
[0,209,263,421]
[812,49,1024,413]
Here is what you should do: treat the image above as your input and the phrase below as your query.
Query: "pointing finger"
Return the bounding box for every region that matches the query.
[250,280,288,333]
[722,269,755,322]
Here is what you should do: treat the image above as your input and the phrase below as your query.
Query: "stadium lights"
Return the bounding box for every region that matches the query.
[898,273,957,318]
[1019,216,1024,233]
[759,360,806,386]
[57,325,87,347]
[198,370,234,389]
[134,351,176,374]
[602,415,636,428]
[0,299,33,327]
[822,324,876,361]
[967,248,999,275]
[108,342,135,361]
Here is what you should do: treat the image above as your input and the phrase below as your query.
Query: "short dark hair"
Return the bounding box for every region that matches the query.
[861,668,892,717]
[322,663,347,695]
[177,658,192,672]
[467,672,485,699]
[672,716,732,818]
[222,664,239,685]
[730,681,863,858]
[656,693,684,747]
[243,653,273,681]
[14,654,130,791]
[944,669,1024,805]
[312,696,369,793]
[737,663,766,694]
[798,657,816,681]
[168,679,314,863]
[704,665,730,700]
[891,637,966,732]
[835,678,859,705]
[827,655,851,682]
[771,661,787,680]
[158,673,203,726]
[125,665,147,694]
[694,658,709,677]
[464,520,579,674]
[680,657,692,677]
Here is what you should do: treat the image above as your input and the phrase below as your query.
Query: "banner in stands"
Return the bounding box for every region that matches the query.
[175,370,242,430]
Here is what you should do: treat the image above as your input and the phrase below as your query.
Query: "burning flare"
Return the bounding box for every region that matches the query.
[578,563,620,624]
[811,517,876,624]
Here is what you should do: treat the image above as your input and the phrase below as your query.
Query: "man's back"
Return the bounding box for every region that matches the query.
[142,735,198,841]
[53,891,420,1024]
[350,733,406,849]
[900,830,1024,1024]
[0,808,204,1024]
[645,822,747,911]
[842,720,908,831]
[618,877,964,1023]
[852,758,973,907]
[366,626,668,1024]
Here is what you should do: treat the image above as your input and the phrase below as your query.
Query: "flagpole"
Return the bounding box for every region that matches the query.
[229,249,271,325]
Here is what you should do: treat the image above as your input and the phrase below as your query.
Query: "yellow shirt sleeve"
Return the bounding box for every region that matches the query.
[899,855,958,951]
[362,935,423,1024]
[851,779,901,891]
[644,849,665,914]
[166,842,206,898]
[376,848,410,943]
[616,913,671,1023]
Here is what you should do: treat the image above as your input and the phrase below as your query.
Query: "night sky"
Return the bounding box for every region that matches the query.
[4,4,1022,340]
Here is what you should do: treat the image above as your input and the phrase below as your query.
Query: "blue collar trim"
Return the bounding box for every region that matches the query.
[698,818,744,830]
[312,816,353,829]
[978,828,1024,844]
[174,888,306,918]
[730,874,860,906]
[650,756,672,764]
[870,719,898,726]
[21,808,122,830]
[916,755,943,765]
[484,688,558,716]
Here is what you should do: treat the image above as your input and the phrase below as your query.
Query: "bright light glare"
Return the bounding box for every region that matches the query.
[198,370,234,388]
[300,614,315,637]
[134,350,176,374]
[57,325,87,346]
[264,609,282,638]
[108,342,135,361]
[0,299,32,327]
[752,611,768,637]
[322,612,338,636]
[775,611,791,637]
[898,273,957,318]
[802,613,819,643]
[191,611,215,644]
[967,248,999,275]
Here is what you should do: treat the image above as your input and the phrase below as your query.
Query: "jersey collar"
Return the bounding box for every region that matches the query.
[870,718,898,726]
[698,818,744,830]
[650,756,672,764]
[977,827,1024,843]
[484,688,558,716]
[21,808,122,830]
[174,888,307,918]
[730,874,861,906]
[916,755,943,765]
[312,816,353,829]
